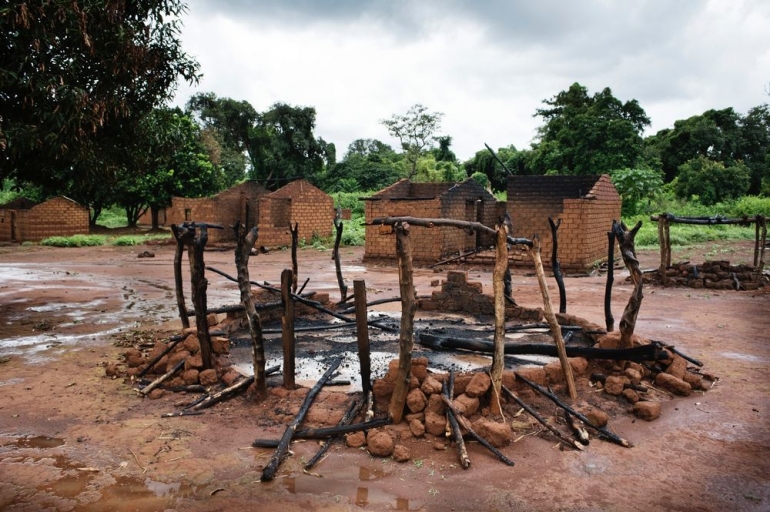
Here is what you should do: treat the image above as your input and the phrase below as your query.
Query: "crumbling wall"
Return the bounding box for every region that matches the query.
[644,260,763,290]
[364,197,443,261]
[0,197,89,242]
[257,180,335,247]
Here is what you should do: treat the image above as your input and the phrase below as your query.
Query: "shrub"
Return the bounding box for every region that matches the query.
[41,235,106,247]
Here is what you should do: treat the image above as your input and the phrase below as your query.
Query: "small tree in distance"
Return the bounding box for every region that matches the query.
[381,104,444,179]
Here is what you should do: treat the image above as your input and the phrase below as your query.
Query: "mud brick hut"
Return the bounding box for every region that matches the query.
[363,178,499,262]
[158,181,269,242]
[0,196,90,243]
[256,179,335,247]
[507,174,621,272]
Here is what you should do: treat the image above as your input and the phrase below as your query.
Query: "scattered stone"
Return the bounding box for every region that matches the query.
[367,431,395,457]
[424,394,446,415]
[665,355,687,380]
[182,369,200,385]
[622,388,640,404]
[393,444,411,462]
[167,350,190,370]
[420,376,443,395]
[465,372,492,398]
[578,405,609,428]
[199,369,218,386]
[406,388,427,413]
[124,348,144,368]
[424,411,447,437]
[624,368,642,385]
[544,361,565,384]
[184,354,203,371]
[221,370,242,387]
[404,411,425,423]
[433,440,448,450]
[515,367,547,387]
[409,419,425,438]
[682,371,705,391]
[206,313,219,326]
[183,336,201,355]
[633,401,661,421]
[104,364,122,378]
[346,431,366,448]
[569,357,589,376]
[472,418,512,448]
[211,337,230,355]
[137,251,155,258]
[148,389,164,400]
[604,375,626,396]
[454,394,480,417]
[655,372,692,396]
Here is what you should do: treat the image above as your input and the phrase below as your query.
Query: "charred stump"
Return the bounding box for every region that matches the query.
[605,230,616,332]
[332,217,348,302]
[548,217,567,314]
[491,224,507,415]
[182,223,218,370]
[170,224,191,329]
[281,269,296,390]
[354,279,371,396]
[289,222,299,293]
[613,220,643,351]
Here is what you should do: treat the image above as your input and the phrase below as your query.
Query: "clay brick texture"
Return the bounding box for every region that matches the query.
[363,179,499,262]
[0,196,90,242]
[256,180,335,247]
[507,174,621,271]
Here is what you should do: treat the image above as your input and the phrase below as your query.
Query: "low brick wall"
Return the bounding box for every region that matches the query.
[643,260,764,290]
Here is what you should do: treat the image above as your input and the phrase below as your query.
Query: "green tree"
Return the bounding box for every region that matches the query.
[528,83,650,175]
[610,168,664,216]
[463,145,522,192]
[737,105,770,194]
[320,139,403,192]
[381,104,444,178]
[1,0,200,188]
[674,156,750,205]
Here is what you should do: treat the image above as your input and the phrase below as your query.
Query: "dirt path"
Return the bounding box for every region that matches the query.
[0,241,769,511]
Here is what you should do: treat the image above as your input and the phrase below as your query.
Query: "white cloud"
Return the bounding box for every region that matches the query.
[173,0,770,161]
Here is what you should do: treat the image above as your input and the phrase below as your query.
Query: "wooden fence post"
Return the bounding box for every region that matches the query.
[281,269,296,389]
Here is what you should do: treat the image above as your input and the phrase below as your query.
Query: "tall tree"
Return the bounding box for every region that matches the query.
[737,105,770,194]
[320,139,403,192]
[381,104,444,178]
[463,145,523,192]
[528,83,650,175]
[1,0,200,188]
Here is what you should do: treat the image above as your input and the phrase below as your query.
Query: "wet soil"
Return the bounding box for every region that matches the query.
[0,240,769,511]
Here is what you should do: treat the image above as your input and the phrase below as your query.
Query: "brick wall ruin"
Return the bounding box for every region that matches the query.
[256,180,335,247]
[508,174,621,272]
[0,197,90,242]
[364,179,499,262]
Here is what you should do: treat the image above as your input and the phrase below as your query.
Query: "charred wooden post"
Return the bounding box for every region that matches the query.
[304,399,359,470]
[187,365,280,412]
[289,222,299,293]
[170,224,191,329]
[500,385,584,451]
[491,225,508,416]
[613,220,644,351]
[332,217,348,302]
[657,213,671,284]
[526,236,577,401]
[233,221,267,399]
[443,377,471,469]
[389,222,417,423]
[252,418,392,447]
[260,358,342,481]
[605,230,616,332]
[139,360,185,396]
[548,217,567,314]
[184,223,217,370]
[354,279,371,396]
[281,269,296,390]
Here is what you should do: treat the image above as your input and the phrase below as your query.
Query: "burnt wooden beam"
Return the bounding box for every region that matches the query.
[281,269,296,390]
[605,230,616,332]
[650,213,757,226]
[440,395,515,466]
[370,216,532,247]
[136,331,193,378]
[332,218,348,302]
[444,376,471,469]
[548,217,567,314]
[251,417,392,448]
[303,399,360,470]
[354,279,372,396]
[170,224,191,329]
[289,222,299,294]
[184,223,214,370]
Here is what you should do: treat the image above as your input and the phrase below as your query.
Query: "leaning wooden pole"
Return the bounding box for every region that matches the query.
[490,225,508,416]
[332,218,348,302]
[354,279,371,396]
[233,221,268,399]
[281,269,296,390]
[526,236,577,401]
[261,358,342,481]
[443,377,471,469]
[613,220,644,352]
[548,217,567,314]
[170,224,191,329]
[605,229,616,332]
[289,222,299,294]
[388,222,416,423]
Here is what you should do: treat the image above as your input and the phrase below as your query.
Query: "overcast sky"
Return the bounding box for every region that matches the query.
[172,0,770,161]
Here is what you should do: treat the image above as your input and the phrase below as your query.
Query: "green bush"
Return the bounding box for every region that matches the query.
[96,206,129,228]
[111,234,171,246]
[41,235,107,247]
[340,215,365,246]
[331,191,376,217]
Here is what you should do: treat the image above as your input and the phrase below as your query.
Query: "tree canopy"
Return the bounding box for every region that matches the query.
[1,0,200,188]
[381,104,444,179]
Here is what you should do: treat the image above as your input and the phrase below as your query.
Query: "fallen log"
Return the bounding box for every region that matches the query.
[252,418,392,447]
[440,394,514,466]
[500,385,584,451]
[303,399,360,470]
[138,359,185,396]
[443,377,471,469]
[160,410,204,418]
[417,332,663,362]
[261,358,342,481]
[652,342,704,367]
[515,372,631,448]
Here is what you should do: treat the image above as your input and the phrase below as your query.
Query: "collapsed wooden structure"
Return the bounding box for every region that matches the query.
[127,210,711,481]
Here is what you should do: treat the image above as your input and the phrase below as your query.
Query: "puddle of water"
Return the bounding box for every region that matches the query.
[74,476,193,511]
[0,325,132,360]
[279,464,421,510]
[3,435,66,449]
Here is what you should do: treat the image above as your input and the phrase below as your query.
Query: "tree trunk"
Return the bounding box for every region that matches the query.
[186,224,214,370]
[170,224,190,329]
[614,220,644,352]
[388,222,416,423]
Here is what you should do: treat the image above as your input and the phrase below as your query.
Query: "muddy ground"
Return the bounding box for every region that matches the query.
[0,238,769,512]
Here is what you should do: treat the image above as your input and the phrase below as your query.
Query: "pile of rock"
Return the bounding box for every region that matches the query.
[643,260,763,290]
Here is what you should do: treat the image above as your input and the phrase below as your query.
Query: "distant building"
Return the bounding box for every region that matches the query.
[362,178,500,262]
[256,179,335,247]
[0,196,90,242]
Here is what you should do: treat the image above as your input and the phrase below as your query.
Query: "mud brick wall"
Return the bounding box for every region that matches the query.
[419,271,543,320]
[0,197,89,242]
[644,260,763,290]
[257,180,335,247]
[364,198,443,261]
[508,175,621,272]
[439,180,499,255]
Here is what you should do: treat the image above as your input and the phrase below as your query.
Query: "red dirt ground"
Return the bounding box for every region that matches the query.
[0,239,769,511]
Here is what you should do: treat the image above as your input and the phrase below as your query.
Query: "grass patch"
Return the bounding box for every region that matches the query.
[96,206,130,229]
[41,235,107,247]
[110,234,171,246]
